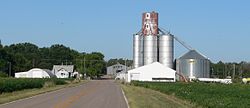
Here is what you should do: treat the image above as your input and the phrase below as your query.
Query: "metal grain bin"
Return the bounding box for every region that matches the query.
[133,34,143,68]
[158,34,174,68]
[176,50,210,80]
[143,35,158,65]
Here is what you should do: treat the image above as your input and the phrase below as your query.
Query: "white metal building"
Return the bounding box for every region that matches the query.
[127,62,176,82]
[15,68,55,78]
[55,69,69,78]
[107,63,128,76]
[15,72,28,78]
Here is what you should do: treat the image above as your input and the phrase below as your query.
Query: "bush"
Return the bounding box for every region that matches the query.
[0,78,44,93]
[51,78,67,85]
[0,72,8,78]
[0,78,68,93]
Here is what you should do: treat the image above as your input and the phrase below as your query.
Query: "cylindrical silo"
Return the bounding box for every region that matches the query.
[158,34,174,68]
[133,34,142,68]
[176,50,210,81]
[143,35,158,65]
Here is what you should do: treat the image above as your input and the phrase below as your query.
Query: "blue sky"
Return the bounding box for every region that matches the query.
[0,0,250,62]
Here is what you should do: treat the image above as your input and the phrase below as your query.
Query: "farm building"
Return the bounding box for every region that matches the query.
[127,62,176,82]
[15,68,55,78]
[52,65,74,78]
[115,72,127,80]
[107,63,129,77]
[55,69,69,78]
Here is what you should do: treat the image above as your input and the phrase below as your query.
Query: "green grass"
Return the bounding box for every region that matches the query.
[132,81,250,108]
[0,80,86,104]
[121,84,195,108]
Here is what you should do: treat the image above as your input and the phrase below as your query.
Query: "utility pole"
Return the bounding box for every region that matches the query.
[84,57,86,78]
[211,67,214,78]
[125,58,127,72]
[8,62,11,77]
[241,63,243,78]
[81,59,83,73]
[32,59,35,67]
[233,64,236,79]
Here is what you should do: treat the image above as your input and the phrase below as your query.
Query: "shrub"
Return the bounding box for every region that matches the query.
[0,78,68,93]
[0,72,8,78]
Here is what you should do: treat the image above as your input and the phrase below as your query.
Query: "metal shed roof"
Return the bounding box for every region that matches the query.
[179,50,208,60]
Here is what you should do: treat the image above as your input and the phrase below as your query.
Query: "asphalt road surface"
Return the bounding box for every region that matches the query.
[0,80,128,108]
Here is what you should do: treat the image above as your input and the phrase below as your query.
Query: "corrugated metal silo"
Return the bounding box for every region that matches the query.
[158,34,174,68]
[143,35,158,65]
[133,34,143,68]
[176,50,210,80]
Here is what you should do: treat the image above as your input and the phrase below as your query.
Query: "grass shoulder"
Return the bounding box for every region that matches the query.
[121,84,196,108]
[0,80,88,104]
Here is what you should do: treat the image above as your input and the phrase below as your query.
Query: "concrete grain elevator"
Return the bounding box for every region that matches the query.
[133,11,174,69]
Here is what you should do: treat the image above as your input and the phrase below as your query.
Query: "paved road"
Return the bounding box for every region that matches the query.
[0,80,128,108]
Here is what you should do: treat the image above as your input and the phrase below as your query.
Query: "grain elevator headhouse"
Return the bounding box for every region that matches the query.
[133,11,174,69]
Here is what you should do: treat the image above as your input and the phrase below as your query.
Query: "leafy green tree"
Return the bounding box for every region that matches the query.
[4,43,40,72]
[0,71,8,77]
[107,58,133,67]
[84,52,106,78]
[49,44,75,65]
[12,53,30,72]
[0,42,106,78]
[75,53,85,75]
[0,46,13,74]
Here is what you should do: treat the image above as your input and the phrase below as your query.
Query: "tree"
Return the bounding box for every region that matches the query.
[0,42,107,78]
[0,46,13,74]
[107,58,133,67]
[3,43,40,72]
[85,52,106,78]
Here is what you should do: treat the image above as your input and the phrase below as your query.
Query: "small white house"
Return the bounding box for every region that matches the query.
[127,62,176,83]
[55,69,69,78]
[52,65,74,78]
[15,68,55,78]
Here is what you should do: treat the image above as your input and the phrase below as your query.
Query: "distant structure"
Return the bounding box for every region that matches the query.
[176,50,210,80]
[15,68,55,78]
[52,65,74,78]
[15,65,79,78]
[107,63,129,77]
[130,11,211,83]
[128,62,176,82]
[133,11,174,69]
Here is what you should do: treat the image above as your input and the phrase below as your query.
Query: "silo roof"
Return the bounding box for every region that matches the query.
[179,50,208,60]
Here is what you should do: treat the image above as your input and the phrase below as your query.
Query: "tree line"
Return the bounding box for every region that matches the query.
[211,61,250,79]
[0,42,106,78]
[1,42,250,79]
